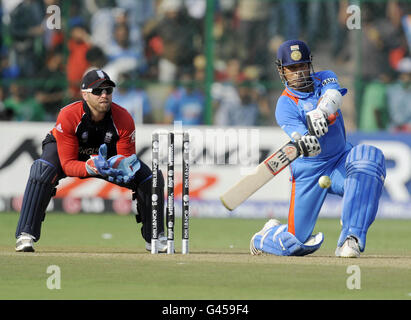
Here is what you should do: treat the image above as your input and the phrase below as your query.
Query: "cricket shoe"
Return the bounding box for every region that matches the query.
[145,232,168,253]
[16,233,35,252]
[335,236,360,258]
[250,219,281,255]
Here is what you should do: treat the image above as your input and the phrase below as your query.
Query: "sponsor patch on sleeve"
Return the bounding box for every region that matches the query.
[55,123,63,133]
[129,130,136,144]
[321,78,338,86]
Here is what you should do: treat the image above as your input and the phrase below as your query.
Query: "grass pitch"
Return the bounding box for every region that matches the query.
[0,212,410,300]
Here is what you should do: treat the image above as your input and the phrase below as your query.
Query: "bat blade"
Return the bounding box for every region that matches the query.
[263,142,299,175]
[220,141,300,211]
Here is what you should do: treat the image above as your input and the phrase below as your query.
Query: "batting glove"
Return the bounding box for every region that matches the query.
[306,108,328,138]
[317,89,342,117]
[297,135,321,157]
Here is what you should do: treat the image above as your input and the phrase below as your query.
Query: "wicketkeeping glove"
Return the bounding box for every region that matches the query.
[85,144,116,177]
[106,154,141,184]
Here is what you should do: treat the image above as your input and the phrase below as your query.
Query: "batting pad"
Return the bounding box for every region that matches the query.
[338,144,386,251]
[16,159,58,241]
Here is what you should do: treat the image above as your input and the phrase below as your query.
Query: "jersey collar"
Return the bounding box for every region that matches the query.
[285,77,348,99]
[82,100,112,122]
[284,86,314,100]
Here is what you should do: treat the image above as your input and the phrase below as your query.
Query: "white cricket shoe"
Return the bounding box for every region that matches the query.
[250,219,281,255]
[16,233,35,252]
[145,232,168,253]
[335,236,360,258]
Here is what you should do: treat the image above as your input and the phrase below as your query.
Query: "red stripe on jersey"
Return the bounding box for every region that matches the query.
[288,171,296,235]
[281,88,299,105]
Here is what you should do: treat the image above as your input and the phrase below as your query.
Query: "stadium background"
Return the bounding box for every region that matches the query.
[0,0,411,219]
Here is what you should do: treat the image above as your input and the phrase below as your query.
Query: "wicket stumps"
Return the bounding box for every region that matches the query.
[151,131,190,254]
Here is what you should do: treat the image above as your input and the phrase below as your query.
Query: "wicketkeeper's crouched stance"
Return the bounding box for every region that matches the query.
[250,40,386,258]
[15,69,167,252]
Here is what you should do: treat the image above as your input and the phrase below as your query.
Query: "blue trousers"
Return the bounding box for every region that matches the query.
[286,143,352,243]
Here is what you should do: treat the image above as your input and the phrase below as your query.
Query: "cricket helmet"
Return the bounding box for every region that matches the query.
[275,40,314,90]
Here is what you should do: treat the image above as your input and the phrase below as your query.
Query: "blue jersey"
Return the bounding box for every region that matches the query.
[254,44,386,255]
[275,70,348,160]
[274,70,351,241]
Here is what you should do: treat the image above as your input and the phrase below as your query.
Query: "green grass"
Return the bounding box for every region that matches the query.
[0,212,410,300]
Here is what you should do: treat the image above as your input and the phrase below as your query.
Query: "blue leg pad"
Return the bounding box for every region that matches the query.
[338,144,386,251]
[16,159,58,241]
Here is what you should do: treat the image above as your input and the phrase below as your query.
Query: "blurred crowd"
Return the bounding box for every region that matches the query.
[357,1,411,132]
[0,0,410,132]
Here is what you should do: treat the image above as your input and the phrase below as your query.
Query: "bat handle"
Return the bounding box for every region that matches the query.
[291,132,302,141]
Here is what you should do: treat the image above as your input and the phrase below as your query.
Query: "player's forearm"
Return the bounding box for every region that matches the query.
[61,159,89,177]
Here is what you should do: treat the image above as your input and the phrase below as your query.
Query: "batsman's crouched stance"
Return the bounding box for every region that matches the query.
[250,144,386,257]
[250,40,386,258]
[15,69,167,253]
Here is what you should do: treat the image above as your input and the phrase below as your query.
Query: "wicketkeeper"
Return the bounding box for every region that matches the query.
[15,69,168,252]
[250,40,386,258]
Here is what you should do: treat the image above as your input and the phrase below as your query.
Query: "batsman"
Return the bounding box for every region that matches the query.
[250,40,386,258]
[15,69,168,252]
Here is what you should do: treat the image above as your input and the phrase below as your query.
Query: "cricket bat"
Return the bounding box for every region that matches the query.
[220,137,301,211]
[220,113,337,211]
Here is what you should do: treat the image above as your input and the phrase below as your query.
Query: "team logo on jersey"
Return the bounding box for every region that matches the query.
[290,50,302,61]
[81,131,88,142]
[303,102,314,112]
[321,78,338,86]
[104,132,113,144]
